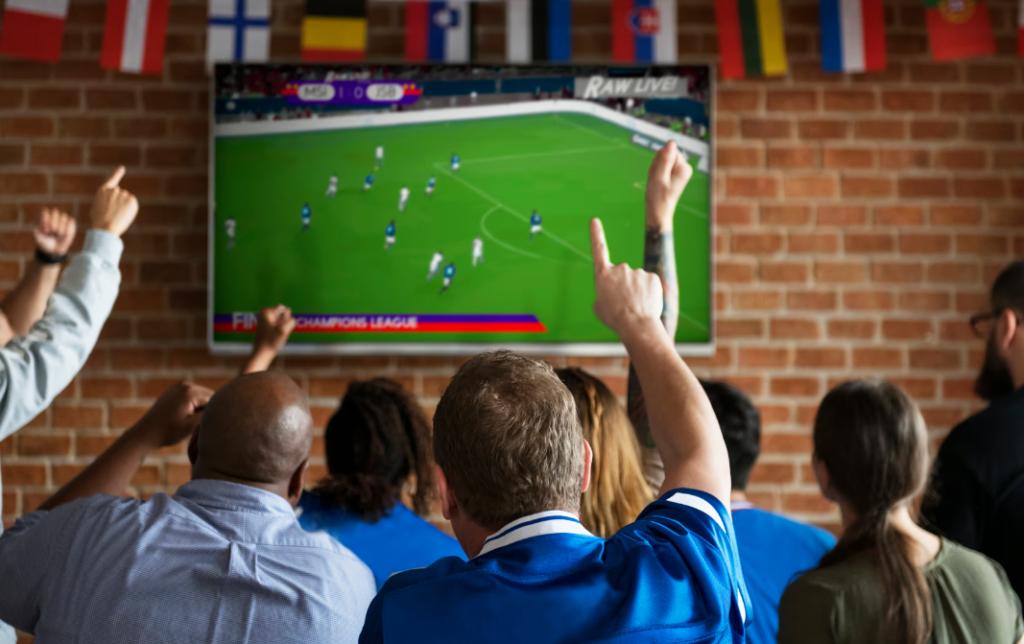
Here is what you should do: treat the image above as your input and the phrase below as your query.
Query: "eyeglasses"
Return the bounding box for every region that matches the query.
[969,308,1024,338]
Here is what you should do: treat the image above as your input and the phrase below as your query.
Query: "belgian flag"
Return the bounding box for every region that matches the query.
[302,0,368,61]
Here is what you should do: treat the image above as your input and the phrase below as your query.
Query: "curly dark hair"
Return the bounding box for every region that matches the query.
[310,378,435,522]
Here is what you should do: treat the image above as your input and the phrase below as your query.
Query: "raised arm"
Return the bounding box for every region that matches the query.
[0,210,78,344]
[239,305,296,375]
[591,219,729,504]
[627,143,686,493]
[0,167,137,441]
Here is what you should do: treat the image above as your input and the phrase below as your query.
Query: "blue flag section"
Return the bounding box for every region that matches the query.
[506,0,572,62]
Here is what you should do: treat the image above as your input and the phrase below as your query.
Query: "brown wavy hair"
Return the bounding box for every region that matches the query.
[311,378,435,522]
[813,381,932,644]
[556,368,653,538]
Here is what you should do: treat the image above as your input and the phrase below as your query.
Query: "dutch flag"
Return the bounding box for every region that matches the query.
[612,0,677,63]
[405,1,475,63]
[208,0,271,65]
[819,0,886,72]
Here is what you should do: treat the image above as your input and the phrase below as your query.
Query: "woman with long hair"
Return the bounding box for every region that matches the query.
[778,381,1023,644]
[556,367,653,538]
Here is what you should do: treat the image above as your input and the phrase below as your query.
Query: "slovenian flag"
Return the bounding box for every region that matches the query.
[715,0,787,79]
[506,0,572,63]
[101,0,172,75]
[925,0,994,61]
[405,1,477,62]
[208,0,271,65]
[819,0,885,72]
[302,0,367,61]
[0,0,70,63]
[612,0,677,63]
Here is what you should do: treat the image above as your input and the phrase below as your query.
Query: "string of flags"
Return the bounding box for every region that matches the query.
[0,0,1017,77]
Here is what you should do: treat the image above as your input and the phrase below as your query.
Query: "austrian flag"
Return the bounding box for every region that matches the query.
[101,0,171,75]
[0,0,70,63]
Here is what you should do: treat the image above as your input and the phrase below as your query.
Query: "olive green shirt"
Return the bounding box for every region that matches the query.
[778,538,1023,644]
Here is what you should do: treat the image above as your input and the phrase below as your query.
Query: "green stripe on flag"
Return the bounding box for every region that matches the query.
[738,0,763,77]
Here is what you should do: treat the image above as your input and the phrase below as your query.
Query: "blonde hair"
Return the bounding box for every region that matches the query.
[556,368,654,538]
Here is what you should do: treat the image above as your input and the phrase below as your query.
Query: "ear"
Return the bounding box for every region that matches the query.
[287,459,309,507]
[436,464,454,521]
[581,439,593,494]
[998,309,1020,351]
[812,454,836,503]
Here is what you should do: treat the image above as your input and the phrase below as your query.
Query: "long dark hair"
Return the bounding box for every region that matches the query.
[813,381,932,644]
[311,378,435,522]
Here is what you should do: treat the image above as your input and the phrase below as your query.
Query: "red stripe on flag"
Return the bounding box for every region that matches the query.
[300,47,366,61]
[100,0,129,71]
[1019,26,1024,57]
[141,0,170,75]
[715,0,746,79]
[926,2,995,61]
[405,1,429,61]
[860,0,886,70]
[612,0,635,62]
[0,9,66,63]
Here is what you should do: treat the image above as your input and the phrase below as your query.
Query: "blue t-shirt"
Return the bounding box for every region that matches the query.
[730,502,835,644]
[530,213,542,225]
[297,493,465,591]
[301,205,311,220]
[366,175,375,185]
[451,155,460,164]
[360,488,751,643]
[385,222,396,236]
[443,264,456,279]
[427,177,436,187]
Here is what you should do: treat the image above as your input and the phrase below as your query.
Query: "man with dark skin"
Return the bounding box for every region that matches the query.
[0,375,375,644]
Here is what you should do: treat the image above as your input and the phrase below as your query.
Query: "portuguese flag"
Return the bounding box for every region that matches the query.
[715,0,788,80]
[924,0,994,61]
[301,0,368,61]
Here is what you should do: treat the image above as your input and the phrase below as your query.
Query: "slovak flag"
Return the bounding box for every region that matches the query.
[405,1,475,62]
[612,0,677,63]
[0,0,70,63]
[208,0,271,66]
[100,0,171,75]
[820,0,886,72]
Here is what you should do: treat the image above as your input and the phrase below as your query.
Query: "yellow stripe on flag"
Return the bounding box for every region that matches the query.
[754,0,787,75]
[302,16,367,51]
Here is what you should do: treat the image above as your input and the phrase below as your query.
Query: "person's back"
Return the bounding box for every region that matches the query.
[780,538,1022,644]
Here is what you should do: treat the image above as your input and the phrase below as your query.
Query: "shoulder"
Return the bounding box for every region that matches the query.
[742,508,837,551]
[778,571,844,643]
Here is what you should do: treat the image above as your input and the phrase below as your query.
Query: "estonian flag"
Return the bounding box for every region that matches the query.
[302,0,368,61]
[405,1,477,62]
[611,0,677,63]
[208,0,271,65]
[0,0,69,63]
[819,0,885,72]
[506,0,572,63]
[715,0,787,79]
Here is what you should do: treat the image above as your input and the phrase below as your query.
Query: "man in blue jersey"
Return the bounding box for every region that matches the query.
[425,175,436,195]
[701,379,835,644]
[301,203,311,232]
[529,210,542,242]
[384,220,396,252]
[363,174,374,192]
[360,143,750,644]
[450,153,460,172]
[439,263,455,293]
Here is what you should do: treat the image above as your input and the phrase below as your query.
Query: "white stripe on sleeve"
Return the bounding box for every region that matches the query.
[665,492,726,532]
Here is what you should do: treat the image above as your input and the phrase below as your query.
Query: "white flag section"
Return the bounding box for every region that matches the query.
[653,0,676,63]
[208,0,271,65]
[5,0,69,17]
[441,1,470,63]
[101,0,170,75]
[506,0,531,63]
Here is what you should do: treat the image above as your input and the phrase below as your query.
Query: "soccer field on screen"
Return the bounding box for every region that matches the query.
[213,110,710,347]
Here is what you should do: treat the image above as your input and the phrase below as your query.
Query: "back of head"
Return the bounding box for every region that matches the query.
[555,367,652,538]
[990,259,1024,311]
[700,380,761,491]
[314,378,435,521]
[434,351,583,531]
[197,371,313,485]
[813,381,931,644]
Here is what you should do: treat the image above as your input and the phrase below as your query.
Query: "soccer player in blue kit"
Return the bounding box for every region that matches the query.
[439,263,456,293]
[384,220,396,252]
[301,203,311,232]
[426,175,436,195]
[450,153,460,171]
[363,174,375,192]
[359,142,750,644]
[529,210,542,242]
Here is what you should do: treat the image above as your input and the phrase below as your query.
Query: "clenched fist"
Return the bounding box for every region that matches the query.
[645,142,693,230]
[91,166,139,237]
[255,305,297,354]
[590,218,663,343]
[130,381,214,450]
[33,208,77,257]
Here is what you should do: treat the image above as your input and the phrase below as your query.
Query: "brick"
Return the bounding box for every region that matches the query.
[1,117,55,138]
[817,205,866,226]
[726,176,778,198]
[770,377,820,397]
[111,406,149,428]
[18,434,71,456]
[909,63,960,83]
[875,206,925,226]
[823,91,876,111]
[762,205,811,225]
[935,149,987,170]
[90,144,141,166]
[81,377,132,399]
[787,291,838,310]
[30,144,83,166]
[0,173,47,194]
[111,348,163,370]
[717,89,761,111]
[966,121,1016,141]
[142,90,194,111]
[909,349,961,370]
[716,262,755,283]
[845,233,895,254]
[716,319,764,338]
[957,234,1008,256]
[732,291,782,310]
[898,177,949,198]
[879,149,930,169]
[740,119,791,139]
[750,463,796,484]
[853,348,903,368]
[910,120,959,140]
[798,120,848,139]
[841,176,893,197]
[3,464,46,486]
[766,147,817,169]
[828,319,875,339]
[761,262,809,283]
[931,206,981,226]
[855,119,906,140]
[900,291,950,311]
[784,176,837,198]
[823,147,875,169]
[844,291,895,310]
[882,91,934,112]
[939,91,993,113]
[899,233,951,254]
[28,88,80,109]
[86,89,136,110]
[928,262,980,283]
[762,433,813,454]
[816,262,866,283]
[788,233,838,254]
[872,262,923,282]
[770,318,820,339]
[59,117,110,138]
[954,178,1005,198]
[717,204,753,226]
[782,493,835,514]
[53,405,103,428]
[766,90,818,112]
[882,319,933,340]
[795,348,845,368]
[994,150,1024,169]
[739,348,790,368]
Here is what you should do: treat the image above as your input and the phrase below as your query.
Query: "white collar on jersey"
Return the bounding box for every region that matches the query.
[730,500,756,511]
[476,510,594,557]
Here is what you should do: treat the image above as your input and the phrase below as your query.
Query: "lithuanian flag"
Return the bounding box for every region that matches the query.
[302,0,368,61]
[715,0,787,80]
[924,0,994,61]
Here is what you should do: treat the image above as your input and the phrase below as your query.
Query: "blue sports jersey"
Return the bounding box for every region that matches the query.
[730,502,835,644]
[301,205,311,219]
[443,264,455,279]
[427,177,436,187]
[359,488,751,643]
[451,155,460,164]
[297,493,466,591]
[366,175,375,185]
[531,213,542,225]
[386,223,396,236]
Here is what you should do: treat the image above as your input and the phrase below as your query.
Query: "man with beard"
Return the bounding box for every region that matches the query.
[924,259,1024,600]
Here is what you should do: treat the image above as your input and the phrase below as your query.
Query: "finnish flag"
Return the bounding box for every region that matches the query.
[208,0,271,65]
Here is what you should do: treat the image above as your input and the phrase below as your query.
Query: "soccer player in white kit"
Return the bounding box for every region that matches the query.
[225,217,236,249]
[375,145,384,169]
[472,237,484,266]
[426,251,443,281]
[326,174,338,198]
[398,186,410,211]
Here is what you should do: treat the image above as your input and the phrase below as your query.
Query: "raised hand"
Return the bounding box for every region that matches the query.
[645,142,694,229]
[590,218,664,343]
[33,208,77,257]
[255,304,297,354]
[130,381,214,450]
[91,166,139,237]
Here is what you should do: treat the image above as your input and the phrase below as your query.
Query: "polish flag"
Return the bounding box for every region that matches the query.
[101,0,171,75]
[0,0,70,63]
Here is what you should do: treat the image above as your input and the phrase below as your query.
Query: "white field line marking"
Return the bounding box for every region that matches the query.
[434,163,591,263]
[679,312,709,333]
[460,145,623,165]
[480,206,546,260]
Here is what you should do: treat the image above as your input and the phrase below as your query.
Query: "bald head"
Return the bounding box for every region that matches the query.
[195,372,313,486]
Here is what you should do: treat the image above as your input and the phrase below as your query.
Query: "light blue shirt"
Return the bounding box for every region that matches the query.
[0,479,376,644]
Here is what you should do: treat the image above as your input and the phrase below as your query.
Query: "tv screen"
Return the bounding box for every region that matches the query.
[210,63,713,355]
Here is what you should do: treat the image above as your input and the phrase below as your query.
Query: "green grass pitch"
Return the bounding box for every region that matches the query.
[213,110,710,347]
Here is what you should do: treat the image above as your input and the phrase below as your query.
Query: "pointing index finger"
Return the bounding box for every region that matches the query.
[103,166,126,189]
[590,218,610,274]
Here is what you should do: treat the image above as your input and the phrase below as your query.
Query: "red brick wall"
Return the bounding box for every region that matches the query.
[1,0,1023,535]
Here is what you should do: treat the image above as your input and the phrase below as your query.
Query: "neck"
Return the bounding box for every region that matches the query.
[840,502,942,565]
[730,490,749,503]
[191,467,293,504]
